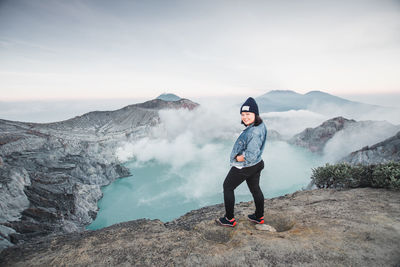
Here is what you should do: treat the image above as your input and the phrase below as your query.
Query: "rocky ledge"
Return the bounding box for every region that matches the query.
[1,188,399,266]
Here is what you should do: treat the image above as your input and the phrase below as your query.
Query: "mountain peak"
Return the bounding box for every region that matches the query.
[266,90,298,95]
[156,93,181,102]
[258,90,300,99]
[305,90,332,96]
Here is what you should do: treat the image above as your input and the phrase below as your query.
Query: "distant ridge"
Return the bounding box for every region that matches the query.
[0,95,199,135]
[256,90,380,113]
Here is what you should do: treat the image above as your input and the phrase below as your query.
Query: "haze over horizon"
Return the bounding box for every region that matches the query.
[1,0,399,101]
[1,89,399,126]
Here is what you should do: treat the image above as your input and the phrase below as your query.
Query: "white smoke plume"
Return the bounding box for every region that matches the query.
[115,99,241,200]
[323,121,400,162]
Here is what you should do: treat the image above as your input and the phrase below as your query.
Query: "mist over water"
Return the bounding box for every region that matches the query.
[88,140,322,229]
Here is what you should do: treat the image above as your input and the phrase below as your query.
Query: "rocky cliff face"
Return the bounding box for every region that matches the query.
[341,131,400,164]
[0,97,199,250]
[289,117,356,152]
[1,188,399,266]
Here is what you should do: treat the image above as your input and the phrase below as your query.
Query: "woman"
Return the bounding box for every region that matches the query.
[217,97,267,227]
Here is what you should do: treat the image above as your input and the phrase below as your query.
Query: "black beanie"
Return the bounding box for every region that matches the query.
[240,97,259,115]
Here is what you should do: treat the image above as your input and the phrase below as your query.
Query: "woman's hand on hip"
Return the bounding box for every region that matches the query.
[236,155,245,162]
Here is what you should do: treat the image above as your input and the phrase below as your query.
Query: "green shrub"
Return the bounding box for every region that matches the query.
[310,161,400,189]
[371,162,400,189]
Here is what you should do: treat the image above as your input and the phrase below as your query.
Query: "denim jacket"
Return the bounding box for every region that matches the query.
[230,122,267,168]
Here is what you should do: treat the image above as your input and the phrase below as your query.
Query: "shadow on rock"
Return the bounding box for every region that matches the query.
[264,213,296,232]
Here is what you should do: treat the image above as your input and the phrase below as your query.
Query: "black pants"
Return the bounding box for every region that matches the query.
[223,160,265,220]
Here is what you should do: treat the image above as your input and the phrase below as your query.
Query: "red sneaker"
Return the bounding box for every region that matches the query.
[216,217,237,227]
[247,214,264,224]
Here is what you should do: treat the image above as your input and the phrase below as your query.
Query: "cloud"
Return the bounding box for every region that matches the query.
[116,134,199,170]
[115,99,241,167]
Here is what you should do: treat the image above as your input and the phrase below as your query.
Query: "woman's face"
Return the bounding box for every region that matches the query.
[241,112,255,125]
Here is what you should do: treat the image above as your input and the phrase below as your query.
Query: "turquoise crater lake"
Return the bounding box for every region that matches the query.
[88,141,323,230]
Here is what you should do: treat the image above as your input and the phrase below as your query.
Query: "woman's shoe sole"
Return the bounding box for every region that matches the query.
[215,219,236,227]
[247,217,264,224]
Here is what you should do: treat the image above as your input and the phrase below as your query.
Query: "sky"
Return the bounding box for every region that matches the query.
[0,0,400,101]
